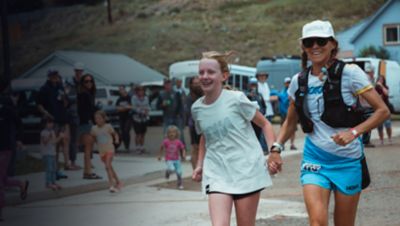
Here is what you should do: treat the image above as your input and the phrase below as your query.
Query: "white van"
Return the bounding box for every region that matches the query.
[342,57,400,114]
[169,60,256,93]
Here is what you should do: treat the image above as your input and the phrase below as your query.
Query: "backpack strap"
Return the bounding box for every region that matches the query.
[295,66,314,133]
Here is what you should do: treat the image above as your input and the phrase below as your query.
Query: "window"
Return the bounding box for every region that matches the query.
[235,74,241,89]
[242,76,249,90]
[384,24,400,45]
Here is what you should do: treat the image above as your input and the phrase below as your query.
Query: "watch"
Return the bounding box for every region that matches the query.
[350,128,359,138]
[270,142,283,154]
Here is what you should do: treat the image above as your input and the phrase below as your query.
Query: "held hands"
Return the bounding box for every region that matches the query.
[267,152,283,175]
[192,166,202,182]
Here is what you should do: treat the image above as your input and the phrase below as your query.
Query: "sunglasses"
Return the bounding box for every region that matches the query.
[84,79,93,84]
[302,37,332,48]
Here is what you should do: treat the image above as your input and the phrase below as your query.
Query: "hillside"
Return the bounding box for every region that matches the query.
[5,0,386,77]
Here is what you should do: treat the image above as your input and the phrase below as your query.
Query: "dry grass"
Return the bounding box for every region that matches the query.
[4,0,386,77]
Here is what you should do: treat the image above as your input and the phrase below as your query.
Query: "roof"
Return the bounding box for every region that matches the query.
[337,19,369,50]
[19,50,166,85]
[350,0,396,43]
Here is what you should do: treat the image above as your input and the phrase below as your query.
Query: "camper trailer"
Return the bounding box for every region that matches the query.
[169,60,256,93]
[343,57,400,114]
[255,56,302,91]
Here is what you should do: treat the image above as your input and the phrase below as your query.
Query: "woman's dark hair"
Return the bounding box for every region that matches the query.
[188,77,197,87]
[301,37,339,70]
[189,76,203,97]
[79,73,96,96]
[378,75,387,87]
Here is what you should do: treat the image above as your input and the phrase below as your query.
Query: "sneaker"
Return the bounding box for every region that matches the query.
[178,185,184,190]
[165,170,170,180]
[290,145,298,150]
[109,186,119,193]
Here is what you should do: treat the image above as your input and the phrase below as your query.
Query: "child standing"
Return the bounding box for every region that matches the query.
[40,119,63,190]
[158,125,186,190]
[90,110,122,193]
[191,51,280,226]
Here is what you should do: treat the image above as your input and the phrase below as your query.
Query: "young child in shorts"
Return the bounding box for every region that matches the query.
[158,125,186,190]
[91,110,122,193]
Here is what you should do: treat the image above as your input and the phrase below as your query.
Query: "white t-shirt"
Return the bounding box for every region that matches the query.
[191,89,272,194]
[40,129,56,156]
[258,81,274,117]
[90,123,115,154]
[288,64,373,159]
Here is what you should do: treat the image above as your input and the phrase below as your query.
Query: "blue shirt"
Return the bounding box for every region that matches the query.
[277,87,290,116]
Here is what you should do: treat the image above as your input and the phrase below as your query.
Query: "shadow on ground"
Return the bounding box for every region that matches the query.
[151,177,201,192]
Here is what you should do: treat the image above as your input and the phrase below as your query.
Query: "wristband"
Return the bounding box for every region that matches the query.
[270,142,283,154]
[350,128,359,138]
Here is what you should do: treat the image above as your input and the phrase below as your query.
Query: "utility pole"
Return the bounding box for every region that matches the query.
[107,0,112,24]
[1,0,11,88]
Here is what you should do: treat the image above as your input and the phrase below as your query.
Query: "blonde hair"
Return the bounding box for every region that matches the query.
[166,125,180,140]
[201,51,235,74]
[94,110,108,122]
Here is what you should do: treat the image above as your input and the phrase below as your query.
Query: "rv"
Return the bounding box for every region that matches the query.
[169,60,257,93]
[255,56,302,91]
[342,57,400,114]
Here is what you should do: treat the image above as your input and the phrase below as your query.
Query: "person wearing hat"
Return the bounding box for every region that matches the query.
[37,68,72,178]
[255,66,274,121]
[276,77,297,150]
[156,79,182,136]
[273,20,390,225]
[255,64,274,152]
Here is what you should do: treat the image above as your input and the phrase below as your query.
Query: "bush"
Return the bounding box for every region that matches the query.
[358,45,390,59]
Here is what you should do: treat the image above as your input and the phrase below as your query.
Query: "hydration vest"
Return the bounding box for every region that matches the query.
[294,60,366,133]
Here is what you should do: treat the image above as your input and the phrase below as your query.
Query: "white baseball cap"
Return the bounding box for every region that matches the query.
[284,77,291,83]
[301,20,335,40]
[74,62,84,70]
[364,62,374,72]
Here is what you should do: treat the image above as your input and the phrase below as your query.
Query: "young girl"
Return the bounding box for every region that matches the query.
[40,118,64,190]
[191,51,279,226]
[90,110,122,193]
[158,125,186,190]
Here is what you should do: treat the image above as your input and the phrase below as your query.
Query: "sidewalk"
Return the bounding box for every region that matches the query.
[6,122,400,206]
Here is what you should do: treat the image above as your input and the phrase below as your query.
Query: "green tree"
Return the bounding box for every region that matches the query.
[358,45,390,59]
